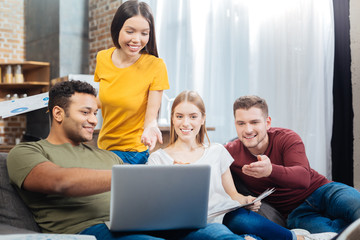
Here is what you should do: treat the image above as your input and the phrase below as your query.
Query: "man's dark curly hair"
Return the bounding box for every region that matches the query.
[48,80,97,120]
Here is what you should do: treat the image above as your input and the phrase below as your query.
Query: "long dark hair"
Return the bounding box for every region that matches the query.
[110,0,158,57]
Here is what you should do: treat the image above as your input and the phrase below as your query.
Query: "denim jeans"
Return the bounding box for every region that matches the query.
[111,150,149,164]
[287,182,360,233]
[223,207,294,240]
[79,223,252,240]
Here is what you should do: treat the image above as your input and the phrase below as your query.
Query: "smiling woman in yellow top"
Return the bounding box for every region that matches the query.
[94,0,169,164]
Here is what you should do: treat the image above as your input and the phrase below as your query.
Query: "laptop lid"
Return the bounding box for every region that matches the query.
[107,164,210,232]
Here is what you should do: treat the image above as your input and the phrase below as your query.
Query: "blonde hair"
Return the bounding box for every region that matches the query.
[169,90,210,146]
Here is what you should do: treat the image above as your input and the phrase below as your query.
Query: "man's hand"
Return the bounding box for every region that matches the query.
[141,123,163,151]
[242,155,272,178]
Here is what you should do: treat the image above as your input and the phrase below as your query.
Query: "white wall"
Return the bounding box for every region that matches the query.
[350,0,360,189]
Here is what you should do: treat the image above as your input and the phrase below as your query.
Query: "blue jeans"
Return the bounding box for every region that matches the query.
[79,223,252,240]
[111,150,149,164]
[287,182,360,233]
[223,208,294,240]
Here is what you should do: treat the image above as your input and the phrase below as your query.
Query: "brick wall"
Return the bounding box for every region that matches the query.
[0,0,26,145]
[0,0,25,62]
[1,0,123,144]
[3,115,26,145]
[89,0,122,74]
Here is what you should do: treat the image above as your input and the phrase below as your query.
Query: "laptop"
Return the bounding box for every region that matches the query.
[106,164,211,232]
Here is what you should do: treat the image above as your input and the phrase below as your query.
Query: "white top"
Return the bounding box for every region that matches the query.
[148,143,240,223]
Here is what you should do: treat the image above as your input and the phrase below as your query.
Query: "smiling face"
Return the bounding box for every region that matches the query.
[117,15,150,58]
[172,101,205,144]
[234,107,271,155]
[61,93,98,145]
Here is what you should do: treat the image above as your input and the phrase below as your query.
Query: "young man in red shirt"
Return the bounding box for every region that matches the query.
[225,95,360,234]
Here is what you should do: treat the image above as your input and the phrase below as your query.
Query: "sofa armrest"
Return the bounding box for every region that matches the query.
[0,152,41,232]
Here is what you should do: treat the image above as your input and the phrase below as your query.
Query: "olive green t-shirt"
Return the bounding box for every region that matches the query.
[7,140,123,234]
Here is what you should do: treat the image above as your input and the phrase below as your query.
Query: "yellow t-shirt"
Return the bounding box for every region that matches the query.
[94,47,170,152]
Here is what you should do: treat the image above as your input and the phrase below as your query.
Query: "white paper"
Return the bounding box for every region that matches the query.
[239,187,276,207]
[208,188,276,218]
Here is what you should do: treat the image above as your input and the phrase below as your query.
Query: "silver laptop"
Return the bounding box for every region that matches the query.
[106,164,211,232]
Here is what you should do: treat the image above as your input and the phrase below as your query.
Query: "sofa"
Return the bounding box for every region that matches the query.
[0,152,40,234]
[0,152,95,239]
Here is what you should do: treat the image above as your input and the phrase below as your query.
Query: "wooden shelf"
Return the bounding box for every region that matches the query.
[0,82,49,88]
[0,61,50,149]
[0,61,50,98]
[0,144,15,153]
[1,61,49,66]
[0,82,49,99]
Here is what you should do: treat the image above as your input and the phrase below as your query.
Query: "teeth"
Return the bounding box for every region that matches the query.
[181,129,191,132]
[244,135,255,139]
[129,45,139,49]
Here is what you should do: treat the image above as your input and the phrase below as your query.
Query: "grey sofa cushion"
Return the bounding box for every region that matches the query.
[0,152,40,232]
[0,223,37,234]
